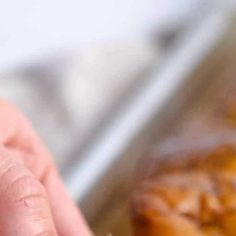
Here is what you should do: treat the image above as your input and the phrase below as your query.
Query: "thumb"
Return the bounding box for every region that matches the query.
[0,147,57,236]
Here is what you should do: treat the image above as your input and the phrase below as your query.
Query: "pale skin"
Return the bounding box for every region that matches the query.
[0,101,93,236]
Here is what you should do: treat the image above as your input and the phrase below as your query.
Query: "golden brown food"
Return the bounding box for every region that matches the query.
[131,142,236,236]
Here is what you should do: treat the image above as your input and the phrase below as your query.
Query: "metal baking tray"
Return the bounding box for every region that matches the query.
[63,9,234,235]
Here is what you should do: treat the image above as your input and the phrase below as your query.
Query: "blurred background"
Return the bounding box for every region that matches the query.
[1,0,236,234]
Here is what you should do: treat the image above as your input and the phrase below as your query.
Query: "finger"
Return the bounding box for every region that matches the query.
[0,100,55,183]
[0,101,93,235]
[44,168,93,236]
[8,147,93,236]
[0,147,57,236]
[0,100,39,152]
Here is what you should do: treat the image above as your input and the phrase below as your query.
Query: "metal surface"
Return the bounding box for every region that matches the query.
[65,9,229,201]
[90,20,236,235]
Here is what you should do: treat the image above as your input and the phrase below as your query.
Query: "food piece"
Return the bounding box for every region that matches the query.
[202,226,224,236]
[222,213,236,236]
[133,214,204,236]
[131,141,236,236]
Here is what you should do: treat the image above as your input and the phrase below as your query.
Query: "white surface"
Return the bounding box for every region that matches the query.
[63,39,157,137]
[0,0,208,72]
[0,39,158,168]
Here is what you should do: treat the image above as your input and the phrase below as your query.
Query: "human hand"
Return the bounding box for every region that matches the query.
[0,101,93,236]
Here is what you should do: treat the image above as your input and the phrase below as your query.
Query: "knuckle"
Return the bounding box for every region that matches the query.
[0,151,47,204]
[6,174,46,203]
[0,148,55,235]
